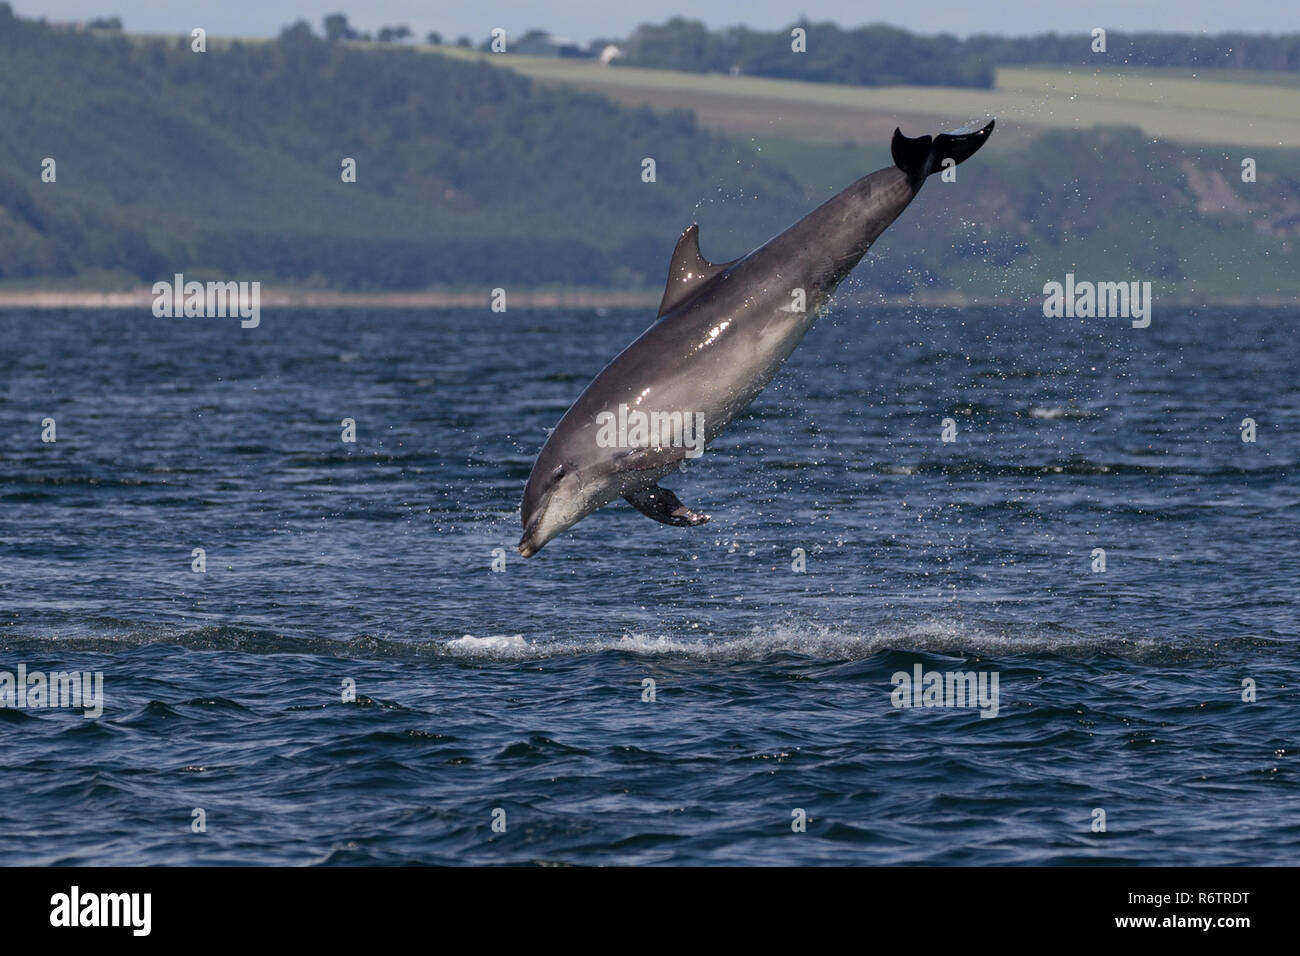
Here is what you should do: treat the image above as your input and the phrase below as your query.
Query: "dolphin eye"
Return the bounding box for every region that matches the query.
[550,465,567,483]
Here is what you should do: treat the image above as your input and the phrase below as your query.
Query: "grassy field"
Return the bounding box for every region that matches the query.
[125,36,1300,148]
[9,30,1295,302]
[1054,65,1300,89]
[431,47,1300,149]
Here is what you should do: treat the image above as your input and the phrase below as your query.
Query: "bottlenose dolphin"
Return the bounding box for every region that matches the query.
[518,121,995,557]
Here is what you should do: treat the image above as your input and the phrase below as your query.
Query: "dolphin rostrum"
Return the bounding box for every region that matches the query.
[518,121,995,557]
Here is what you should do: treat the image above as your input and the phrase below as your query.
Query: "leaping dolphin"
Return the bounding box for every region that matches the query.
[518,121,995,557]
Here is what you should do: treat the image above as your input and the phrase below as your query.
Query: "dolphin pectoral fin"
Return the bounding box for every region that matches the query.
[656,224,734,318]
[624,485,711,527]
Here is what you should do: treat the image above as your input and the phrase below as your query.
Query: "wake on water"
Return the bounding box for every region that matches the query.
[3,619,1274,665]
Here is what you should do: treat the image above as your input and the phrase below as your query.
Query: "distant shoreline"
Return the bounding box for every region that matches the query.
[1,289,1296,310]
[0,289,659,310]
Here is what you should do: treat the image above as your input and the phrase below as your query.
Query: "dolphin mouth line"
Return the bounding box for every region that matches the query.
[518,498,549,557]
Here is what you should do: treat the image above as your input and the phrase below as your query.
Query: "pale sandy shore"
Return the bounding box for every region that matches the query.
[0,289,1294,310]
[0,289,661,310]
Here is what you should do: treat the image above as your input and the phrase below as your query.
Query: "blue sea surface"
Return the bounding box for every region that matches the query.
[0,304,1297,865]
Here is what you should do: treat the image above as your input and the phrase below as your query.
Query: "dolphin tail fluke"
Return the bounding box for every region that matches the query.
[891,119,995,183]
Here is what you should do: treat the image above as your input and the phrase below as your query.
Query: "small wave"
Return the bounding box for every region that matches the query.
[870,459,1294,477]
[439,622,1268,665]
[1027,405,1093,420]
[445,634,531,656]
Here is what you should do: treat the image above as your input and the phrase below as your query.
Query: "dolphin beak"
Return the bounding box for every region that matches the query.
[518,499,548,558]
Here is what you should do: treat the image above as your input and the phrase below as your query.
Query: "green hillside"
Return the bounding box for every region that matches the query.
[0,7,1297,302]
[0,8,806,290]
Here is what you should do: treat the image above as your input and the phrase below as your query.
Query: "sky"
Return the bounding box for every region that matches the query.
[13,0,1300,43]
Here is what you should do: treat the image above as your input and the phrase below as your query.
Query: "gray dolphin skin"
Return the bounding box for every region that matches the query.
[518,120,995,557]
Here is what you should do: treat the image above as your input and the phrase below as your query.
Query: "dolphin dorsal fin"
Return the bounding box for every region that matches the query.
[656,224,729,318]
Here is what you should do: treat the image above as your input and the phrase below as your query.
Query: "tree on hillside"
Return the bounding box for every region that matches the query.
[425,31,442,45]
[322,13,358,42]
[377,25,412,43]
[277,20,317,44]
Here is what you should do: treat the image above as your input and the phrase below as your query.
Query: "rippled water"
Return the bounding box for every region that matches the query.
[1,305,1297,864]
